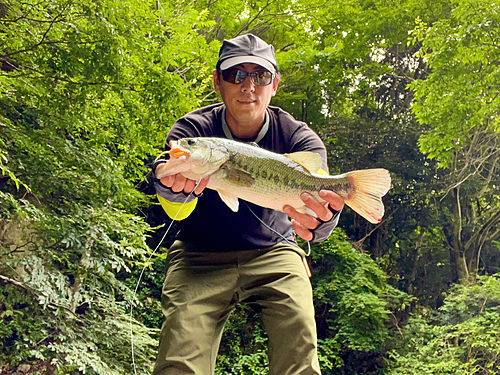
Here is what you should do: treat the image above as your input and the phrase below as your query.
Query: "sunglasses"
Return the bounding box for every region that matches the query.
[221,67,274,86]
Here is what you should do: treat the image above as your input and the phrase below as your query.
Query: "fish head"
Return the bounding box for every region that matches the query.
[155,137,229,180]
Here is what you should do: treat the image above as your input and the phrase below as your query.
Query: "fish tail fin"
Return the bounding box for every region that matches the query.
[344,169,391,224]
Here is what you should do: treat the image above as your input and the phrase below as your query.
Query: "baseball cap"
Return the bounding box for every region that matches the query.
[216,34,279,74]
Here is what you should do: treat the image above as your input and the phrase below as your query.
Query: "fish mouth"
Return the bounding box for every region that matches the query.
[169,140,190,158]
[153,140,192,179]
[155,154,191,179]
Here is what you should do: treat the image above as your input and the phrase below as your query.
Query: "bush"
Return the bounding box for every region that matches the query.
[387,274,500,375]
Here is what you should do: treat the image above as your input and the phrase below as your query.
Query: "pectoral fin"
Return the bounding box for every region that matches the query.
[217,189,240,212]
[222,167,255,187]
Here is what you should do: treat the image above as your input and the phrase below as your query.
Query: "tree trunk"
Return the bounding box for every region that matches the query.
[443,189,471,284]
[45,359,57,375]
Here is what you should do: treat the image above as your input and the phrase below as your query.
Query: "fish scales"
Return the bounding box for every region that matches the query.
[200,141,353,214]
[155,137,391,223]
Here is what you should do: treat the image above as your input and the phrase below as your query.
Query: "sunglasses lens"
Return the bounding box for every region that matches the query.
[221,68,240,84]
[221,68,274,86]
[235,70,248,84]
[253,71,273,86]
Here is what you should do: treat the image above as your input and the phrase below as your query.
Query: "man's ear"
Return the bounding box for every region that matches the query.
[213,70,221,93]
[272,76,280,96]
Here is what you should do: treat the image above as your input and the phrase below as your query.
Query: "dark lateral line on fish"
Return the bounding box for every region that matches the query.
[230,153,352,193]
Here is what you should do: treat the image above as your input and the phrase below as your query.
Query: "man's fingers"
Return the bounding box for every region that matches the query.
[160,173,209,196]
[171,174,188,193]
[160,175,175,188]
[319,190,345,211]
[300,193,333,222]
[283,204,319,230]
[291,219,313,241]
[183,179,196,194]
[284,191,345,242]
[194,177,209,195]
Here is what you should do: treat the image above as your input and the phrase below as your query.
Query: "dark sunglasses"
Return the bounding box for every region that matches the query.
[221,67,274,86]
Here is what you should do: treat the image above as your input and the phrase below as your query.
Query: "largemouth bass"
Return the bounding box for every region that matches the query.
[155,137,391,224]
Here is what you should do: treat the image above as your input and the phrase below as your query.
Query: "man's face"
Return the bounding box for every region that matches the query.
[213,63,279,131]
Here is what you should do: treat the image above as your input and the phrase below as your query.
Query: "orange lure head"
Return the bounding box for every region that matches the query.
[168,140,191,158]
[154,141,192,179]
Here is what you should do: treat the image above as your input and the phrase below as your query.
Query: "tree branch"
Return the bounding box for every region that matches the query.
[0,274,26,289]
[1,39,108,60]
[352,206,399,251]
[2,2,70,58]
[2,241,34,255]
[0,273,84,320]
[464,210,500,252]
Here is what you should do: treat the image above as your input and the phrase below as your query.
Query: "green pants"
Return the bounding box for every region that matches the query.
[153,240,321,375]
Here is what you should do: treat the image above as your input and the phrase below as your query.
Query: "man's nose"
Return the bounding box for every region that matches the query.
[240,75,255,92]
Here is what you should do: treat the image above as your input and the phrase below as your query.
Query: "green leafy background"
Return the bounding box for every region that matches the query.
[1,0,500,373]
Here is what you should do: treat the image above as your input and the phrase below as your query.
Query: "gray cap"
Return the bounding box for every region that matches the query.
[216,34,278,73]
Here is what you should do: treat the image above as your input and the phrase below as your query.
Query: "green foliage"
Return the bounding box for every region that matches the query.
[312,231,390,353]
[410,0,500,166]
[1,0,500,373]
[407,0,500,285]
[388,274,500,375]
[0,190,156,373]
[216,305,269,375]
[0,0,218,372]
[310,230,415,374]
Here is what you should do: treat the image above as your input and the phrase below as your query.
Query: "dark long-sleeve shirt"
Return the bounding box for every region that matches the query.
[153,103,340,251]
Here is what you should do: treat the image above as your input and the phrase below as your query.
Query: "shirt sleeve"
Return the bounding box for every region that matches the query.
[152,160,200,220]
[311,207,342,242]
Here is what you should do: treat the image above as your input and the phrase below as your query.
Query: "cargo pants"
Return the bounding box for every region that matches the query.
[153,240,321,375]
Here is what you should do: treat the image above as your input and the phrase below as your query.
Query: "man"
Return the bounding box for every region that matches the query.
[152,34,344,375]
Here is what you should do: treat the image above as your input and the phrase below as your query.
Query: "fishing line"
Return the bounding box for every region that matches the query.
[130,180,201,375]
[243,201,311,256]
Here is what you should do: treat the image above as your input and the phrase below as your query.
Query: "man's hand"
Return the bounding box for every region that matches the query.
[160,173,209,196]
[283,191,345,241]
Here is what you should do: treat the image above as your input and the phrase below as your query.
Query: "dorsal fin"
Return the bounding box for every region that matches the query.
[284,151,323,174]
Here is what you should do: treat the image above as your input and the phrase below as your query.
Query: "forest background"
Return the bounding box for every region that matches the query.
[1,0,500,373]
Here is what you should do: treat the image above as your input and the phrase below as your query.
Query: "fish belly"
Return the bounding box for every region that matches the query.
[207,168,328,215]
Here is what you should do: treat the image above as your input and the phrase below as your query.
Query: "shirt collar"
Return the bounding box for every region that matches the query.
[221,107,269,143]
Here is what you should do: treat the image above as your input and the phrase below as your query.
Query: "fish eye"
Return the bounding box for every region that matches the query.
[187,139,196,145]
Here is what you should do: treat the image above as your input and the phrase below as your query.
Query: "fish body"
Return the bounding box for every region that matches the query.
[155,137,391,224]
